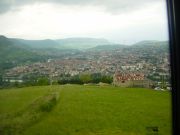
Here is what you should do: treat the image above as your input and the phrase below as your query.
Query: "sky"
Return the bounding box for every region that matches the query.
[0,0,169,44]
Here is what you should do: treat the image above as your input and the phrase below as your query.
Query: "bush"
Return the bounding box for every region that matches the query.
[37,77,50,86]
[40,96,57,112]
[58,73,113,85]
[80,74,92,84]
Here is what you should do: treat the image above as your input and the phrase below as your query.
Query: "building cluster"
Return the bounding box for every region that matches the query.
[113,72,147,87]
[114,72,144,83]
[3,47,171,88]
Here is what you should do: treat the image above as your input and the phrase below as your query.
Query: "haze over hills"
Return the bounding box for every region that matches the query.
[55,38,110,49]
[0,35,169,50]
[87,44,128,51]
[0,35,46,73]
[0,35,168,50]
[0,35,169,59]
[0,35,41,62]
[10,37,110,49]
[132,40,169,47]
[0,35,169,55]
[11,38,61,49]
[129,40,169,53]
[87,40,168,51]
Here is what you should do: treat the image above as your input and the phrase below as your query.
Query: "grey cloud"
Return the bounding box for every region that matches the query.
[0,0,164,14]
[0,0,35,13]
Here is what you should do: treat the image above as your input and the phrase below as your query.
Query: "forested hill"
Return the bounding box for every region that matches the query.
[10,37,110,49]
[0,36,44,73]
[88,40,169,52]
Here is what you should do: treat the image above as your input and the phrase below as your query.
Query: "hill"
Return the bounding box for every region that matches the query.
[56,38,110,49]
[129,40,169,54]
[2,35,169,52]
[0,36,45,73]
[132,40,168,46]
[0,85,172,135]
[10,37,110,50]
[13,38,62,49]
[88,40,169,53]
[87,44,127,51]
[132,40,168,49]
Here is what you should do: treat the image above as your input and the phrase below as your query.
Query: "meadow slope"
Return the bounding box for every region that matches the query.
[0,85,172,135]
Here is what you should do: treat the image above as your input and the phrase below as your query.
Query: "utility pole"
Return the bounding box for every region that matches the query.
[161,73,165,89]
[48,59,53,91]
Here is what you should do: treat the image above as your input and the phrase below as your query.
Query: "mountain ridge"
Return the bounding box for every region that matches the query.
[9,37,110,49]
[1,35,168,50]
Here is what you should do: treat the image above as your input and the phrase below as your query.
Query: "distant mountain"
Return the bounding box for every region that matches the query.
[11,38,62,49]
[88,44,127,51]
[87,40,169,55]
[0,35,14,48]
[55,38,110,49]
[0,35,45,73]
[88,40,169,51]
[132,40,168,47]
[0,35,84,60]
[8,37,110,50]
[0,35,35,61]
[131,40,169,52]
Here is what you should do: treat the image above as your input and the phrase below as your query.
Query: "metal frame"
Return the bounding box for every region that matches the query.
[166,0,180,134]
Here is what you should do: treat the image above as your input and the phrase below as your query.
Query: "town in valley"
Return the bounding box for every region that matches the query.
[0,36,171,90]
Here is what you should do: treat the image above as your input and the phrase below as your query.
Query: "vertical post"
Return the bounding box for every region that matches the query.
[50,72,52,91]
[50,68,53,91]
[48,59,53,91]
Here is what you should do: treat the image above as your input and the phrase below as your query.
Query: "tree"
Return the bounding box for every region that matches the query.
[0,74,3,87]
[14,81,19,87]
[91,73,102,83]
[37,77,49,86]
[80,74,92,84]
[101,75,113,84]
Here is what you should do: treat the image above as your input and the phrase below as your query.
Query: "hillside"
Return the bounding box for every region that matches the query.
[2,35,169,52]
[127,41,169,56]
[56,38,110,49]
[0,85,172,135]
[10,37,110,50]
[87,44,127,51]
[13,38,62,49]
[131,40,169,51]
[132,40,168,46]
[0,36,44,73]
[88,40,169,54]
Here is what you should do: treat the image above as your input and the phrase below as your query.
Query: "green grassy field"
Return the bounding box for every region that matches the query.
[0,85,172,135]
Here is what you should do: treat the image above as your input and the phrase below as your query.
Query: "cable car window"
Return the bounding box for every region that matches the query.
[0,0,172,135]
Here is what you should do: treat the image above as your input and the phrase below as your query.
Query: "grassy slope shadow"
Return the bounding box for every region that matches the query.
[0,91,59,135]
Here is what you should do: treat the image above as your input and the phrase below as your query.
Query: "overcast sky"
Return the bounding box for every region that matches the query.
[0,0,169,44]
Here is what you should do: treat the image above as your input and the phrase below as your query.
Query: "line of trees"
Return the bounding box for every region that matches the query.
[58,73,113,85]
[0,73,113,89]
[0,75,50,89]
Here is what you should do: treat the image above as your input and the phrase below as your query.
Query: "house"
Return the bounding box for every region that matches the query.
[3,76,23,83]
[113,72,145,87]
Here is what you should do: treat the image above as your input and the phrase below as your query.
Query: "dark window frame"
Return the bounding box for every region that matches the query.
[167,0,180,134]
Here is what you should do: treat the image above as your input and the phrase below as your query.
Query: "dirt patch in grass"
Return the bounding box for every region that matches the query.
[0,91,59,135]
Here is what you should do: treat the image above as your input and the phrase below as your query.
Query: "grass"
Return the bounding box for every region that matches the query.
[0,85,172,135]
